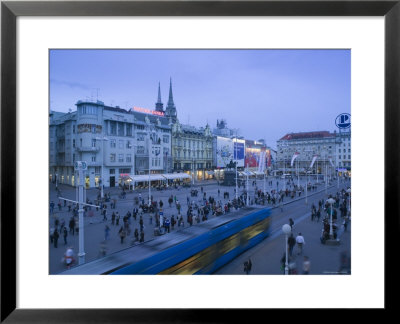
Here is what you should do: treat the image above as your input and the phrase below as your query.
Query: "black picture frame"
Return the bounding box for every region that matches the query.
[1,0,398,322]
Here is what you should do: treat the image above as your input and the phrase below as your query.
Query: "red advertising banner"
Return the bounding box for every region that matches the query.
[245,145,260,168]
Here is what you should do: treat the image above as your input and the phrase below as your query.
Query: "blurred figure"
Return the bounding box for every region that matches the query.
[49,227,55,244]
[288,233,296,257]
[302,256,311,274]
[98,241,107,258]
[63,227,68,245]
[288,260,297,274]
[63,247,75,269]
[243,258,252,274]
[289,218,294,230]
[338,251,351,274]
[53,229,59,248]
[296,232,305,255]
[104,225,110,241]
[119,226,126,244]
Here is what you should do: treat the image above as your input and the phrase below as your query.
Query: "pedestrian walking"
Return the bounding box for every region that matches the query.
[296,233,305,255]
[140,230,144,243]
[50,227,55,244]
[288,233,296,257]
[63,227,68,245]
[119,226,126,244]
[53,229,59,248]
[134,228,139,242]
[316,207,321,222]
[343,216,349,232]
[104,225,110,241]
[50,201,55,214]
[289,218,294,230]
[243,258,252,274]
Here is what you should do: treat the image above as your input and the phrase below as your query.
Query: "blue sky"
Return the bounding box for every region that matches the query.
[50,49,350,149]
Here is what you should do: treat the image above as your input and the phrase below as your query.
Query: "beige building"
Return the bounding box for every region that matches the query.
[171,120,214,181]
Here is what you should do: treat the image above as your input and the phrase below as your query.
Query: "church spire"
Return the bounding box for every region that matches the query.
[165,77,177,122]
[167,78,175,108]
[155,81,164,112]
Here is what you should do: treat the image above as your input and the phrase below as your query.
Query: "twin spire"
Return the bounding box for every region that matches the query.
[155,78,177,122]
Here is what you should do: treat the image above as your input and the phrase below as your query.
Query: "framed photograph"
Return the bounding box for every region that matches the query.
[1,0,398,321]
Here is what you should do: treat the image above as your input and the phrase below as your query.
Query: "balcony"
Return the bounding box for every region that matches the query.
[75,146,100,152]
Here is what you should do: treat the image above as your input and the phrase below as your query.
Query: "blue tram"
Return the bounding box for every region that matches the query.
[62,206,271,275]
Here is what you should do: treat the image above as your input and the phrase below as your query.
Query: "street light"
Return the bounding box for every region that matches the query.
[147,123,153,207]
[96,136,108,199]
[282,224,292,275]
[326,197,335,238]
[192,149,195,185]
[234,134,239,201]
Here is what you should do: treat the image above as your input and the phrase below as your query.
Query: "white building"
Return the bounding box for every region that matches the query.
[335,130,351,171]
[276,131,339,176]
[276,130,351,176]
[49,100,172,188]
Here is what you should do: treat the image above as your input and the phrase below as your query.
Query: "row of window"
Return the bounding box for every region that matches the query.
[338,148,351,153]
[78,105,98,116]
[174,138,210,149]
[108,154,132,163]
[174,150,211,159]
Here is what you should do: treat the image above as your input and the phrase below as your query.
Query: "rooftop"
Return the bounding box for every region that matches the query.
[279,131,334,141]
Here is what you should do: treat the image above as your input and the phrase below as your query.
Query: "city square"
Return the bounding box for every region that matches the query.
[49,49,351,275]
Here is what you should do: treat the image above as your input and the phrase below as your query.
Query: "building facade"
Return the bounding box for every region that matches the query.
[276,131,339,175]
[49,99,172,188]
[335,130,351,171]
[171,121,214,181]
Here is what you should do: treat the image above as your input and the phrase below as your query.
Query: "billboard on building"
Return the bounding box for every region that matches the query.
[245,141,261,168]
[215,136,244,168]
[266,149,272,168]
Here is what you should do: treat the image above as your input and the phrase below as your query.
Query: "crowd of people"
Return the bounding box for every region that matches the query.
[50,176,351,273]
[279,185,351,275]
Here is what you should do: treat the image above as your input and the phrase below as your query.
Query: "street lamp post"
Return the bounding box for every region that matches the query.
[263,172,266,196]
[246,166,250,206]
[192,152,195,185]
[305,172,308,204]
[96,136,108,199]
[283,159,286,191]
[234,135,238,201]
[282,224,292,275]
[326,197,335,238]
[148,126,152,207]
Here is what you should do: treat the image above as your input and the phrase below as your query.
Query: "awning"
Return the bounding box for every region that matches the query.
[131,174,166,182]
[241,170,253,176]
[206,171,215,175]
[253,171,265,176]
[162,173,191,180]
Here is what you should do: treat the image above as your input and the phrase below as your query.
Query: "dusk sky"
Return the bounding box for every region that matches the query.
[50,49,350,149]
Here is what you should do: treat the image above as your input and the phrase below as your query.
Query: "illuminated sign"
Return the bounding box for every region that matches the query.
[133,106,165,116]
[335,113,351,129]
